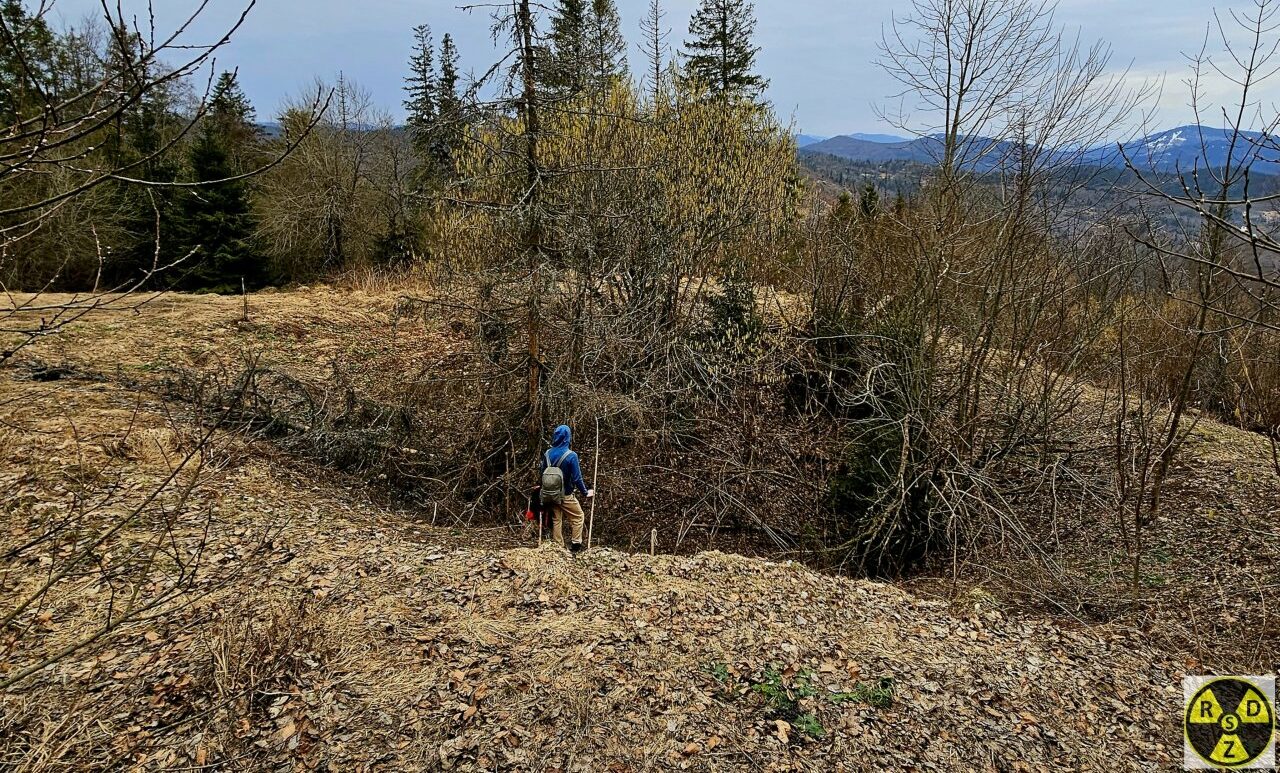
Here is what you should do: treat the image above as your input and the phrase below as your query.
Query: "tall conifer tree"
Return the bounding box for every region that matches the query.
[404,24,437,155]
[544,0,588,100]
[585,0,627,92]
[544,0,626,99]
[171,72,262,291]
[207,70,261,172]
[0,0,57,124]
[432,33,463,174]
[682,0,767,102]
[111,64,183,285]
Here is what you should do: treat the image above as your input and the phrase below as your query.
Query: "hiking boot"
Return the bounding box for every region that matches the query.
[569,542,585,556]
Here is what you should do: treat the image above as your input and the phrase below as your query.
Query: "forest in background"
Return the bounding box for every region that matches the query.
[3,0,1280,586]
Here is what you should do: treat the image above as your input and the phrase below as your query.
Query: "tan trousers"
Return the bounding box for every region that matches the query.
[551,495,586,547]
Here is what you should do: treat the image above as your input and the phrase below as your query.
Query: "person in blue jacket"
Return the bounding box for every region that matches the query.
[541,424,594,552]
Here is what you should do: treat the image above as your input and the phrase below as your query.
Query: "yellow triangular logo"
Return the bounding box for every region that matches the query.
[1189,688,1224,723]
[1210,734,1250,764]
[1236,688,1273,724]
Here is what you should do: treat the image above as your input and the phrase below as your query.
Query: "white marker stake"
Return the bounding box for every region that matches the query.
[587,417,600,550]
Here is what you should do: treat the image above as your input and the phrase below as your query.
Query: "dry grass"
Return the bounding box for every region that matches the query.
[904,388,1280,670]
[1,287,1275,770]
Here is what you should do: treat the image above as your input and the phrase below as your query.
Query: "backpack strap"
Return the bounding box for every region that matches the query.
[555,448,572,467]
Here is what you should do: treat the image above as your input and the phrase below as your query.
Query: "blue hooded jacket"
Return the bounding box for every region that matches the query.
[541,425,589,497]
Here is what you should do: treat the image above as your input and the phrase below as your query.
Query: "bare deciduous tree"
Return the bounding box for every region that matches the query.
[878,0,1150,193]
[1116,0,1280,592]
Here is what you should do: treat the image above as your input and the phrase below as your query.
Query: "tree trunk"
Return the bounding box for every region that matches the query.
[517,0,544,455]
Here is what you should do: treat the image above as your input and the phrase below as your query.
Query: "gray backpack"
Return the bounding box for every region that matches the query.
[540,449,572,505]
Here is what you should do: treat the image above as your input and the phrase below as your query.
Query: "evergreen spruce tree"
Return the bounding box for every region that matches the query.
[544,0,588,100]
[207,71,261,172]
[432,33,463,174]
[437,34,461,116]
[171,72,262,292]
[859,182,880,219]
[542,0,626,100]
[832,190,857,227]
[104,52,200,285]
[682,0,768,102]
[0,0,57,124]
[110,73,183,285]
[99,22,143,165]
[404,24,437,156]
[585,0,627,92]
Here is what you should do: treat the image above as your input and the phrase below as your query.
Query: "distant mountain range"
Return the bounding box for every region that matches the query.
[796,132,908,148]
[1081,125,1275,174]
[801,125,1280,175]
[847,132,910,144]
[257,119,1277,177]
[803,135,932,163]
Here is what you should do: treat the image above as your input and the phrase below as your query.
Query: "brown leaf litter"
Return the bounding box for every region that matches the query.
[0,288,1260,770]
[0,374,1183,771]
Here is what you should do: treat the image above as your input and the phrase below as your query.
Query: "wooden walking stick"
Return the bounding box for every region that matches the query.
[587,417,600,550]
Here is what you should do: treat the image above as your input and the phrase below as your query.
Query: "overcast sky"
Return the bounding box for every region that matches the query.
[47,0,1280,137]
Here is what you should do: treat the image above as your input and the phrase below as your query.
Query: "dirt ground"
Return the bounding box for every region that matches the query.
[1,288,1276,771]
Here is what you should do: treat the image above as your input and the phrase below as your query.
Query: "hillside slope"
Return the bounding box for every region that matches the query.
[1,288,1270,770]
[0,367,1181,769]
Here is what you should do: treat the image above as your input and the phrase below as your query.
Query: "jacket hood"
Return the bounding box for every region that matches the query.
[551,425,572,448]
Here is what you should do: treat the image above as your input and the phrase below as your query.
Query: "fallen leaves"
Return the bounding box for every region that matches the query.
[276,718,297,743]
[4,502,1191,773]
[0,339,1200,773]
[774,719,791,744]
